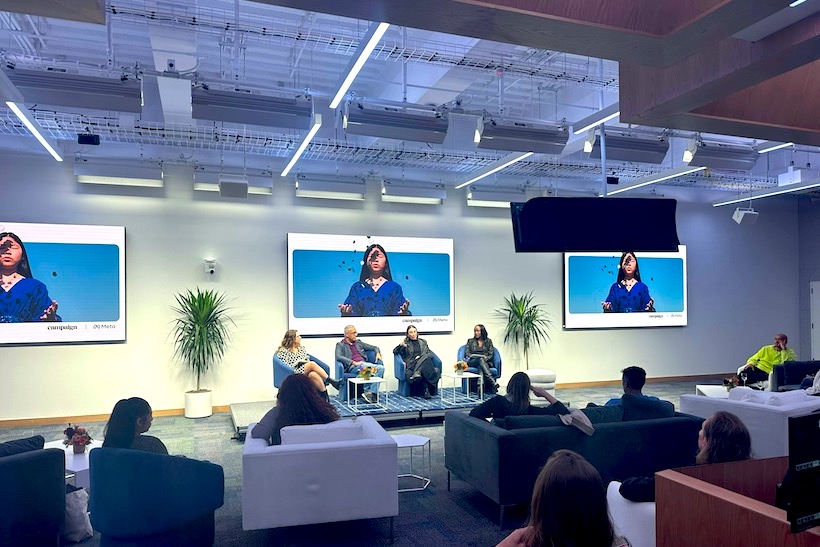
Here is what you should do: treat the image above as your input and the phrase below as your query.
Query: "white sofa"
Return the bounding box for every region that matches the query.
[680,388,820,458]
[607,481,655,547]
[242,416,398,531]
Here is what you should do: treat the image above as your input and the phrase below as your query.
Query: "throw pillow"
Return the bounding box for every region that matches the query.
[280,419,363,444]
[501,415,564,430]
[621,394,674,421]
[581,405,624,424]
[0,435,44,458]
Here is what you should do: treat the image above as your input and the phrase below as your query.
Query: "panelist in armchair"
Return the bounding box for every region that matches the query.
[394,325,440,399]
[335,324,384,404]
[276,329,341,401]
[740,332,797,386]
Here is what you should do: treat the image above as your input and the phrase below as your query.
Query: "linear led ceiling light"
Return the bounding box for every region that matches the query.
[572,102,620,135]
[756,141,794,154]
[466,187,527,208]
[280,113,322,177]
[191,88,313,130]
[455,151,534,189]
[605,165,706,196]
[5,102,64,161]
[790,0,808,7]
[328,22,390,109]
[381,180,446,205]
[712,176,820,207]
[295,174,366,201]
[589,133,669,164]
[688,142,759,171]
[74,161,163,187]
[343,101,448,143]
[476,119,567,155]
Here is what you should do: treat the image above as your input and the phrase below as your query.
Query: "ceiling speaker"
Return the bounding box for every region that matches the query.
[219,174,249,198]
[732,207,759,225]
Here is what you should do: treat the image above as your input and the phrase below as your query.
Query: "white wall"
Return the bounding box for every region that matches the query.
[0,154,802,420]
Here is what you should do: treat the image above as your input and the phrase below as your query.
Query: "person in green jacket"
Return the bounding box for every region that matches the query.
[740,333,797,386]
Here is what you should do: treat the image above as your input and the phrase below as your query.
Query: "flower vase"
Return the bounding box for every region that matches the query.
[72,443,86,454]
[456,369,463,376]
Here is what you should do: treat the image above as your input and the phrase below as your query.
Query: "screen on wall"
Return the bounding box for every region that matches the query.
[0,222,125,344]
[563,246,687,329]
[288,233,454,335]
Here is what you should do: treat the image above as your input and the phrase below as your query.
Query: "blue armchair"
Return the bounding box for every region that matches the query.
[394,352,442,396]
[90,448,224,546]
[336,350,383,401]
[457,345,502,394]
[273,353,330,388]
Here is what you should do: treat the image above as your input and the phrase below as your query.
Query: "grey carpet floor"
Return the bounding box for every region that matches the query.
[2,376,725,546]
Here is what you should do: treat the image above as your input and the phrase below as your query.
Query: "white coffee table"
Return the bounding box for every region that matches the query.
[695,384,730,398]
[442,371,482,404]
[44,439,102,490]
[346,376,388,411]
[391,433,431,492]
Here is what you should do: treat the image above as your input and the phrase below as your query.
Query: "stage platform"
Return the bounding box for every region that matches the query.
[229,387,491,440]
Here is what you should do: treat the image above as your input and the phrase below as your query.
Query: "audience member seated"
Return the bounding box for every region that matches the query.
[739,332,796,387]
[276,328,341,400]
[251,374,340,445]
[619,410,751,502]
[102,397,168,454]
[470,371,570,421]
[497,450,631,547]
[393,325,441,399]
[605,366,660,406]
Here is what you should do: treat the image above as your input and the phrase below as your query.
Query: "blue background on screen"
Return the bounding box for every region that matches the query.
[292,250,451,317]
[568,255,684,313]
[26,243,121,322]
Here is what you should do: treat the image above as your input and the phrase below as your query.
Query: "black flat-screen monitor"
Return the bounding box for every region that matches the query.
[781,411,820,533]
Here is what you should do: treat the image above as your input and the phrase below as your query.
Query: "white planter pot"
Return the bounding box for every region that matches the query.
[184,390,212,418]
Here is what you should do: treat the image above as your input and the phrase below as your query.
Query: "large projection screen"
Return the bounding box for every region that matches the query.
[0,221,126,344]
[288,233,454,335]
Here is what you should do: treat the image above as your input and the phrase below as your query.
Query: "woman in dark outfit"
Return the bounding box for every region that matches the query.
[466,324,498,394]
[393,325,440,399]
[470,372,569,420]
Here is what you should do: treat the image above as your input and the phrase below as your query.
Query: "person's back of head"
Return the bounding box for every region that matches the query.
[506,372,531,414]
[696,411,752,465]
[622,366,647,394]
[277,374,339,429]
[103,397,151,449]
[525,449,614,547]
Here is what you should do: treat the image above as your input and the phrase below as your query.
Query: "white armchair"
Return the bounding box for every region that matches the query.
[242,416,398,532]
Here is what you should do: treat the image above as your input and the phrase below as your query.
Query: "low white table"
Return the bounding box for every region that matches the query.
[442,371,482,404]
[392,433,431,492]
[695,384,730,398]
[44,439,101,490]
[346,376,388,411]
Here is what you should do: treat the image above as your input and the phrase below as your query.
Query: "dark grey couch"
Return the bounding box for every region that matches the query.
[444,401,703,524]
[771,360,820,391]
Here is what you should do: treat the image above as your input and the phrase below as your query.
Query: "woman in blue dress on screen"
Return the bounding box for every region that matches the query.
[338,243,411,317]
[0,232,60,322]
[601,251,654,313]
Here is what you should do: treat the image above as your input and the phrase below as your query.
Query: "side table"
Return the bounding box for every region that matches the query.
[346,376,388,411]
[43,439,101,490]
[442,371,482,404]
[391,434,431,492]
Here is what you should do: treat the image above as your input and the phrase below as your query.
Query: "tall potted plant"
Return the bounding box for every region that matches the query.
[495,291,552,370]
[170,288,235,418]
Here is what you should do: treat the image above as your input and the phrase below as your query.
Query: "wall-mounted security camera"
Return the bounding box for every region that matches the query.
[203,259,217,276]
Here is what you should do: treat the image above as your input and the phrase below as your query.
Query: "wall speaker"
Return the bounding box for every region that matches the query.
[511,197,680,252]
[218,174,249,198]
[732,207,759,225]
[606,176,619,185]
[77,134,100,145]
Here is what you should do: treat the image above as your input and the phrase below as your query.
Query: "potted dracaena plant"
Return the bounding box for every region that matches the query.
[170,287,235,418]
[495,291,553,370]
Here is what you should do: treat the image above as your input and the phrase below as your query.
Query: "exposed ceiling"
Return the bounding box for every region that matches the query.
[0,0,818,198]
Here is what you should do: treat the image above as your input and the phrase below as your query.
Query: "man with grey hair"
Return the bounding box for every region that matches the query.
[335,325,384,404]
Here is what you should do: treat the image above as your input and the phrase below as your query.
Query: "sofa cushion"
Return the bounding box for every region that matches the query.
[0,435,44,458]
[280,419,363,445]
[621,394,675,421]
[581,405,624,424]
[500,415,564,430]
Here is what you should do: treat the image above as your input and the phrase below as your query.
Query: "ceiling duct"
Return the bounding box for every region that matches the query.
[688,142,759,171]
[343,102,448,144]
[4,68,142,112]
[477,119,567,155]
[191,88,313,130]
[589,133,669,164]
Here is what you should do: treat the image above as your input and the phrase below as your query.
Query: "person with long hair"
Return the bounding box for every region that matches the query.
[251,373,341,446]
[338,243,411,317]
[102,397,168,454]
[465,324,498,394]
[498,450,631,547]
[276,329,341,401]
[620,410,752,502]
[601,251,654,313]
[0,232,60,322]
[393,325,440,399]
[470,371,569,420]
